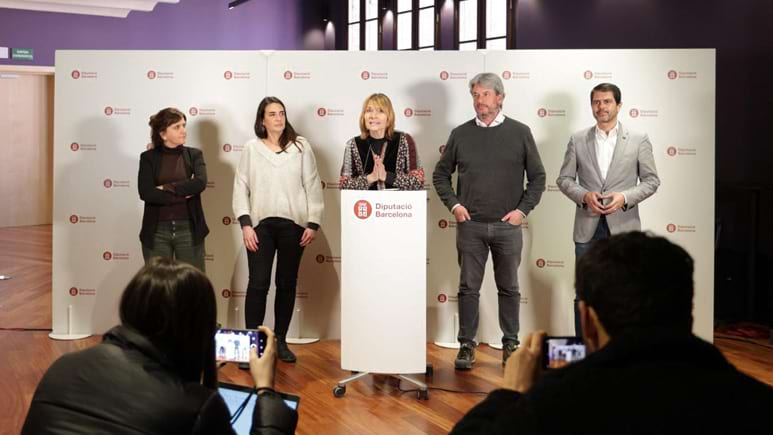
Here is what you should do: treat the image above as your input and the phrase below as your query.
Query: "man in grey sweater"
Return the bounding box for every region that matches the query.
[433,73,546,369]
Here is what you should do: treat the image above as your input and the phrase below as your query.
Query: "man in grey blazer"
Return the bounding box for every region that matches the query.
[557,83,660,334]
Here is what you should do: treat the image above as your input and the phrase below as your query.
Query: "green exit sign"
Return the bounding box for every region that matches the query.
[11,48,34,61]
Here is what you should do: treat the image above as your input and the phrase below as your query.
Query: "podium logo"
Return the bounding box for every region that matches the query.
[667,223,677,233]
[536,258,546,268]
[222,289,232,298]
[440,71,450,80]
[629,108,640,118]
[354,200,373,219]
[69,287,78,296]
[584,70,593,80]
[224,70,233,80]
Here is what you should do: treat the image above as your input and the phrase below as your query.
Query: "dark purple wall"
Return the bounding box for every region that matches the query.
[0,0,305,66]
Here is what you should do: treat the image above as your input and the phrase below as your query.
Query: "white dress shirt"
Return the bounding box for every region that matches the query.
[595,123,618,180]
[475,110,506,128]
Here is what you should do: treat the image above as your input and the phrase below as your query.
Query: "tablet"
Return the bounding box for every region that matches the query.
[218,382,299,435]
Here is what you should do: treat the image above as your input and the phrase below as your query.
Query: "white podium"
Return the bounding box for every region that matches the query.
[336,190,429,399]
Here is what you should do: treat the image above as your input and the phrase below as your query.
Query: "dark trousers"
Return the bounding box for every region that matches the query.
[573,215,611,335]
[244,218,305,339]
[141,220,205,272]
[456,220,523,346]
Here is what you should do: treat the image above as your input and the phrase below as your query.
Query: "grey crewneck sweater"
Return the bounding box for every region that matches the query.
[433,117,546,222]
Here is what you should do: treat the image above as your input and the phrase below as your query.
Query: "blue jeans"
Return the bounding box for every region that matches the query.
[456,220,523,346]
[573,216,610,335]
[142,219,205,272]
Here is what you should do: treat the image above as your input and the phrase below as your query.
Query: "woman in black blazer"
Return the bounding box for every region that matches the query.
[137,107,209,271]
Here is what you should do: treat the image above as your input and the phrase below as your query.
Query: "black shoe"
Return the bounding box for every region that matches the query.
[502,341,519,366]
[454,343,476,370]
[277,340,297,363]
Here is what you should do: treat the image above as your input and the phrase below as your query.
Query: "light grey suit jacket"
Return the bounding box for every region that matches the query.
[557,122,660,243]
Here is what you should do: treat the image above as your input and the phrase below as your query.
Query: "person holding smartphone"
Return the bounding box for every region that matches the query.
[233,96,324,363]
[451,232,772,435]
[22,258,298,434]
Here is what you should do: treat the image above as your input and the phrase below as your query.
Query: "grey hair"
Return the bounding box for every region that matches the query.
[469,72,505,97]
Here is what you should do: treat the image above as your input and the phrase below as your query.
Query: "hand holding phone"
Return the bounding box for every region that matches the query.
[542,336,587,369]
[215,328,267,363]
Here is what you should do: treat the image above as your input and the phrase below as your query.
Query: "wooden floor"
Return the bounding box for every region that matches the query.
[1,225,771,435]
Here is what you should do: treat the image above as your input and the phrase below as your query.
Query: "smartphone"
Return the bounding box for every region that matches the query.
[215,328,267,363]
[542,336,587,369]
[277,391,300,410]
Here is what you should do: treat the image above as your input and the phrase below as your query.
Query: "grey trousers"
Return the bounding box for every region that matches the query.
[141,220,206,272]
[456,220,522,346]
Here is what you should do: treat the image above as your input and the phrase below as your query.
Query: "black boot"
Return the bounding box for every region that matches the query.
[277,338,296,363]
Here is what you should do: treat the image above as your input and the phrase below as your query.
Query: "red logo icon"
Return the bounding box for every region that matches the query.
[667,146,677,157]
[224,71,233,80]
[103,179,113,188]
[629,108,640,118]
[502,71,512,80]
[438,144,446,154]
[70,142,80,152]
[223,143,232,152]
[103,251,113,261]
[71,70,80,79]
[438,219,448,229]
[189,107,199,116]
[537,108,547,118]
[354,200,373,219]
[317,107,327,117]
[667,70,678,80]
[584,70,593,80]
[222,216,232,225]
[222,289,232,298]
[283,71,293,80]
[104,106,114,116]
[439,71,449,80]
[69,287,78,296]
[69,215,79,224]
[437,293,448,303]
[315,254,325,263]
[404,108,414,117]
[147,70,157,80]
[667,224,676,233]
[361,71,370,80]
[536,258,546,268]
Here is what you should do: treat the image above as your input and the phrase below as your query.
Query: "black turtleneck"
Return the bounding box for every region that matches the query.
[158,145,190,220]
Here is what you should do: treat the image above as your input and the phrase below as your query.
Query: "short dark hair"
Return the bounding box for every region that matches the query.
[576,232,694,336]
[148,107,186,149]
[590,83,622,105]
[119,257,217,388]
[254,96,300,152]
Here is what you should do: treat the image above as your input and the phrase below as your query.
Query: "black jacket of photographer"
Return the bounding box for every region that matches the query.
[138,146,209,248]
[22,325,297,435]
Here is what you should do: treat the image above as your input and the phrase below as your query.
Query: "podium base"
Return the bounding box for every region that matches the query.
[286,337,319,345]
[49,333,92,341]
[433,341,460,349]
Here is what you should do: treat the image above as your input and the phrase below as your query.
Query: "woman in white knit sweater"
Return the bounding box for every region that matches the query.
[233,96,324,363]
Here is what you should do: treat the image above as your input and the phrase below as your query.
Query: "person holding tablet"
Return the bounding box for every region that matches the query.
[22,258,297,435]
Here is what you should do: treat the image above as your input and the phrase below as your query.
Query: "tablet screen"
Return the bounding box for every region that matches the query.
[218,383,299,435]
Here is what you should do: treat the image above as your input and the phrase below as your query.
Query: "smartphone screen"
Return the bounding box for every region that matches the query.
[215,329,266,363]
[542,336,587,369]
[277,392,300,410]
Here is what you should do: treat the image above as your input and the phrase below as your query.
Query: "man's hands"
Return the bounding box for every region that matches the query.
[453,205,471,223]
[503,331,546,393]
[583,191,625,215]
[501,210,525,226]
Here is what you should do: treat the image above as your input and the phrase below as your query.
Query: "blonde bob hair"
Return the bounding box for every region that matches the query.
[359,93,396,140]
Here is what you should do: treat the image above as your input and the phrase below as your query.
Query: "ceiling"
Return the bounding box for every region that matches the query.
[0,0,180,18]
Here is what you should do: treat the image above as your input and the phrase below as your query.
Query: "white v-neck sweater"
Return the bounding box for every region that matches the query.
[233,136,324,228]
